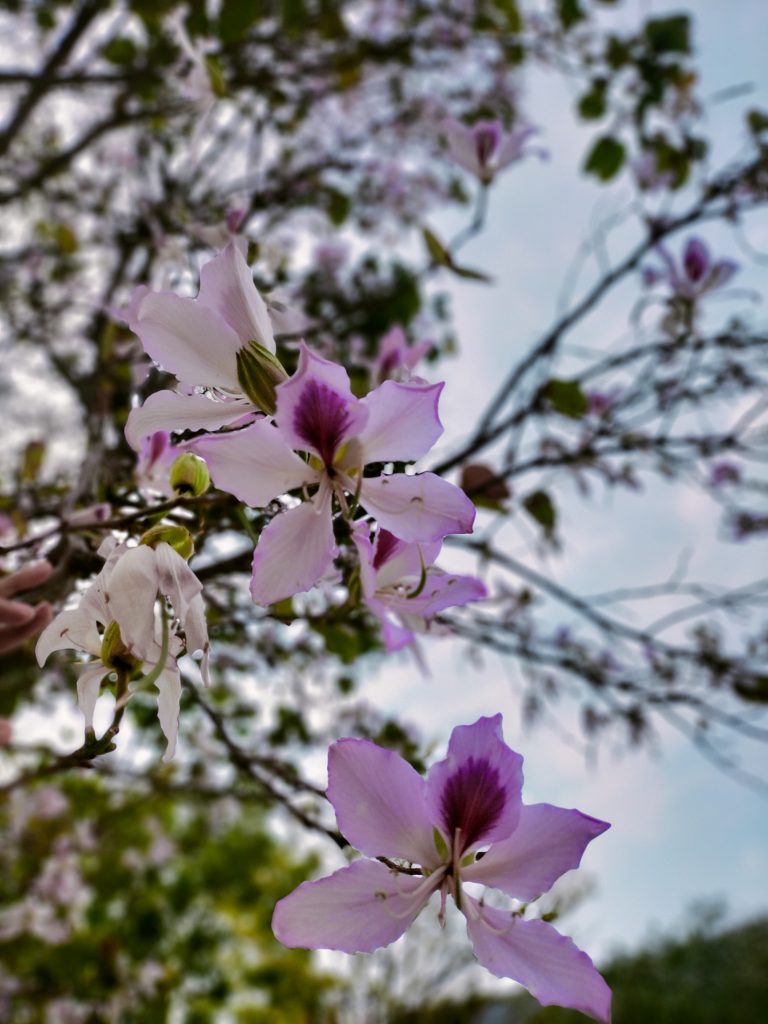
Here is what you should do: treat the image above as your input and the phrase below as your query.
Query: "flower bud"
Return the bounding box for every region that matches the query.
[236,340,289,414]
[139,525,195,560]
[100,620,136,671]
[170,452,210,497]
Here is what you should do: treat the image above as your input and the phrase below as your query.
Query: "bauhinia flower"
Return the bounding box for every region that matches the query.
[373,325,434,384]
[272,715,611,1022]
[192,343,476,605]
[442,118,545,184]
[123,240,287,449]
[36,537,210,759]
[642,236,738,301]
[351,524,486,651]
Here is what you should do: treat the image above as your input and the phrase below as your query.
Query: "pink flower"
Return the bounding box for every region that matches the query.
[442,119,545,184]
[123,241,284,449]
[643,237,738,301]
[192,344,476,605]
[36,540,209,759]
[373,325,434,384]
[272,715,611,1022]
[352,524,486,650]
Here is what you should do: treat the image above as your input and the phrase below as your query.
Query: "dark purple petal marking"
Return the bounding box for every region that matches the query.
[683,238,709,283]
[373,529,403,570]
[474,123,501,168]
[440,756,506,854]
[293,379,354,466]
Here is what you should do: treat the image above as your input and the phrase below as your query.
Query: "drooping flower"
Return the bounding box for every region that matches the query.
[442,118,545,184]
[36,538,210,759]
[192,344,476,605]
[642,237,738,301]
[351,524,486,651]
[272,715,611,1023]
[123,240,287,449]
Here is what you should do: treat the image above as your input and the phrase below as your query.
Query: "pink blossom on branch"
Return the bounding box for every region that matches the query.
[192,344,476,605]
[272,715,611,1022]
[442,118,546,184]
[123,240,285,449]
[351,524,486,651]
[642,236,738,301]
[0,560,53,655]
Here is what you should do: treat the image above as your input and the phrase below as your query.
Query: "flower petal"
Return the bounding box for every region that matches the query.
[463,899,612,1023]
[358,381,444,464]
[183,592,210,685]
[360,473,476,543]
[125,390,253,450]
[154,543,202,621]
[379,568,486,618]
[105,546,159,660]
[272,859,436,953]
[191,419,317,507]
[426,715,523,852]
[76,663,108,730]
[275,344,367,464]
[130,289,242,389]
[250,496,337,605]
[155,664,182,761]
[462,803,609,900]
[198,241,275,350]
[36,608,101,664]
[328,738,439,868]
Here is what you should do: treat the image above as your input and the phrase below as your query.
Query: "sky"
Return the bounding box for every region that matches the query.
[354,0,768,969]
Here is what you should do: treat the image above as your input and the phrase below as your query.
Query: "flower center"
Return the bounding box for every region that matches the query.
[440,756,506,855]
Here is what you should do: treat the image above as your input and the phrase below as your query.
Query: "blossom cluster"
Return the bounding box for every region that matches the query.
[124,238,485,634]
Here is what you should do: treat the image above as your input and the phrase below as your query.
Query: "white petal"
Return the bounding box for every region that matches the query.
[105,546,159,660]
[125,390,253,450]
[155,664,182,761]
[199,241,276,351]
[76,663,108,730]
[36,608,101,665]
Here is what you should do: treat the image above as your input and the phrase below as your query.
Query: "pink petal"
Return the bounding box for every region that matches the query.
[426,715,523,853]
[76,663,108,730]
[360,472,476,543]
[328,738,440,868]
[379,569,486,618]
[250,496,337,605]
[358,381,444,464]
[378,612,417,652]
[183,592,210,685]
[272,859,437,953]
[191,419,318,507]
[130,289,243,389]
[154,543,203,620]
[463,899,612,1023]
[462,803,609,901]
[443,119,483,177]
[155,664,182,761]
[36,608,101,664]
[125,390,254,450]
[275,344,368,464]
[198,241,275,350]
[105,546,159,660]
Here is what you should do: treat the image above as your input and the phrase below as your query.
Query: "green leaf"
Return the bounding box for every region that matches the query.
[492,0,522,32]
[584,135,626,181]
[578,80,608,120]
[327,189,351,226]
[450,263,493,284]
[645,15,690,54]
[543,379,588,419]
[522,490,557,536]
[217,0,259,43]
[556,0,585,30]
[422,227,451,268]
[102,38,138,65]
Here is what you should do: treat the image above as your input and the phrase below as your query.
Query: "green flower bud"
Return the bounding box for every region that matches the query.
[236,340,289,414]
[100,620,136,671]
[170,452,210,497]
[139,524,195,560]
